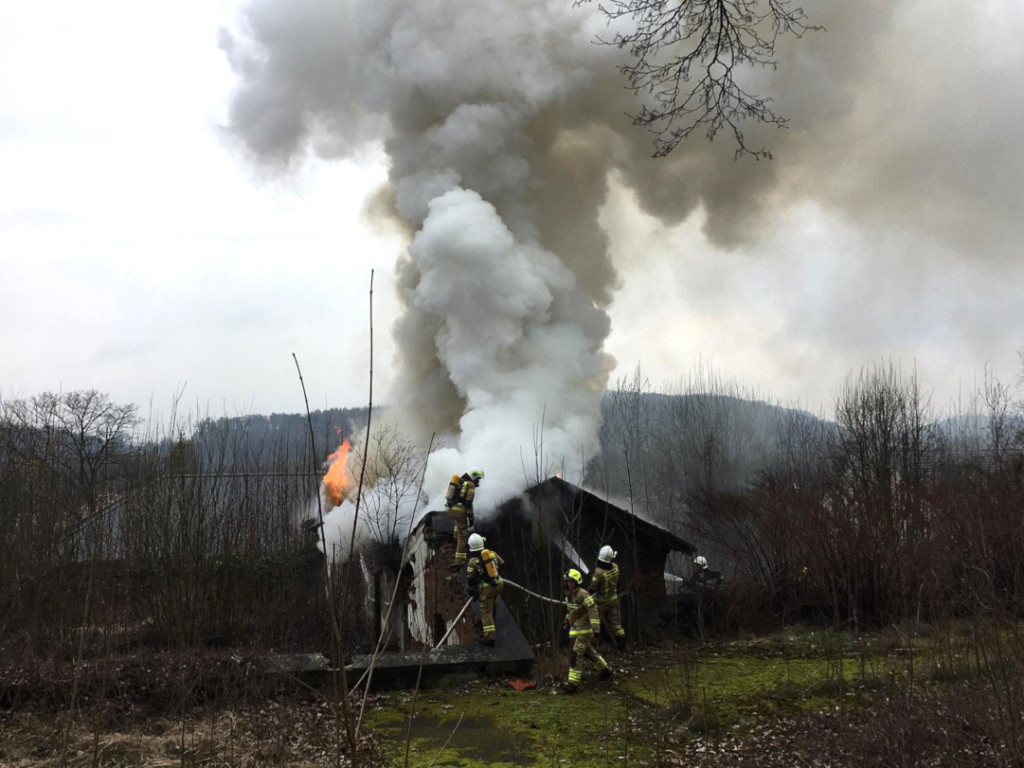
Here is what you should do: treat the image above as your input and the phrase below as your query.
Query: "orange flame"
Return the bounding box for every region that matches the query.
[323,438,353,508]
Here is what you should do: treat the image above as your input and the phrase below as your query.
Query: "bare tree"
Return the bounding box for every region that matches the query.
[356,425,425,551]
[8,390,138,519]
[598,366,656,518]
[1,389,139,570]
[824,361,939,627]
[580,0,819,158]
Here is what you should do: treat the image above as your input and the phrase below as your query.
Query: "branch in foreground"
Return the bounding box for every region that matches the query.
[579,0,820,158]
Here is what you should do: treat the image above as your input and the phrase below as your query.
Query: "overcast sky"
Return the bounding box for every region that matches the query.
[4,0,1024,447]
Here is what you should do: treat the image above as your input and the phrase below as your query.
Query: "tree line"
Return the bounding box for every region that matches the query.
[0,392,372,661]
[588,360,1024,632]
[4,358,1024,666]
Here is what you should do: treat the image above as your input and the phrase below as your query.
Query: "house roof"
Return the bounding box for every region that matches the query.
[516,476,693,555]
[411,475,693,561]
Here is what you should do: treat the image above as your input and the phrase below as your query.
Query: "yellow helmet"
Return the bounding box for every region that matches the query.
[564,568,582,586]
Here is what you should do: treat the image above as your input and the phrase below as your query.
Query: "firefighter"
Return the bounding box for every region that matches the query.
[690,555,723,587]
[561,568,611,694]
[445,467,484,570]
[465,533,503,646]
[589,545,626,651]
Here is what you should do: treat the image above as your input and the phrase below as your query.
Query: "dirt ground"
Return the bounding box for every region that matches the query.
[0,637,1013,767]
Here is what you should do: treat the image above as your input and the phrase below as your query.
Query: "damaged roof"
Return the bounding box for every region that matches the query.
[514,476,693,556]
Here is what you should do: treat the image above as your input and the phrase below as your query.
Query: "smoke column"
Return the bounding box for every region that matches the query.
[220,0,636,508]
[221,0,1024,510]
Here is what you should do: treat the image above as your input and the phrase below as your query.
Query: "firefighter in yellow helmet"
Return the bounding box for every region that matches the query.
[445,467,483,570]
[589,545,626,651]
[560,568,611,693]
[465,533,503,646]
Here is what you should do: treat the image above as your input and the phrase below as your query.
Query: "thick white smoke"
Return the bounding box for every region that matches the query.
[222,0,626,513]
[222,0,1024,521]
[400,186,614,505]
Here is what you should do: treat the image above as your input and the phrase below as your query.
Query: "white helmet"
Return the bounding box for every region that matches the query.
[468,533,485,551]
[694,555,708,569]
[599,545,616,562]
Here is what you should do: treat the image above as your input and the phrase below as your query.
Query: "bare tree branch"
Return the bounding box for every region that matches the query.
[580,0,820,158]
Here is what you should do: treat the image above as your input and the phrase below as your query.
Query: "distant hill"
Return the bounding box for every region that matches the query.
[185,407,374,467]
[587,391,834,506]
[185,394,832,485]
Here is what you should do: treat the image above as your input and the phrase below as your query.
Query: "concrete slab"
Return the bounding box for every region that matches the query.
[346,591,535,690]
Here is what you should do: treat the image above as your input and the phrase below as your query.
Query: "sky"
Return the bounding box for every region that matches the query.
[3,0,1024,505]
[0,1,404,426]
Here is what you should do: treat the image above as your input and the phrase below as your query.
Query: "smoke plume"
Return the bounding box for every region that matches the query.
[221,0,632,509]
[221,0,1024,512]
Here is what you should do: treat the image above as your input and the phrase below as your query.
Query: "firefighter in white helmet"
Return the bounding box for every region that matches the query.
[465,533,503,646]
[560,568,611,693]
[444,467,484,570]
[690,555,723,587]
[589,544,626,651]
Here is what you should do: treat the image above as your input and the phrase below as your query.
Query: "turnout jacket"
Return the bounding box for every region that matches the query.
[588,562,619,603]
[448,473,477,512]
[466,549,504,591]
[564,585,601,637]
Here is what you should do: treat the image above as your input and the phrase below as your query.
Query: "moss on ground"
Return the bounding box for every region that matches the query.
[0,624,1005,767]
[362,628,959,767]
[366,678,661,767]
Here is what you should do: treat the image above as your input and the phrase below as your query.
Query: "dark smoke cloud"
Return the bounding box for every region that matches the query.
[221,0,1024,501]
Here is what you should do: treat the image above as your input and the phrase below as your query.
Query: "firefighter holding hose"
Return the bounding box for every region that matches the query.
[466,533,503,646]
[561,568,611,693]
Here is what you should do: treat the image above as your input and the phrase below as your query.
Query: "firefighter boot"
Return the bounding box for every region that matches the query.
[615,635,627,652]
[599,667,613,681]
[560,682,578,694]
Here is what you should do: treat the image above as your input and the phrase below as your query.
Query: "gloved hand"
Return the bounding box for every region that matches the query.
[467,513,475,528]
[467,589,479,600]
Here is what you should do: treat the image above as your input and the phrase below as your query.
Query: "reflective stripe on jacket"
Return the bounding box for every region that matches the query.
[565,585,600,636]
[449,476,476,512]
[589,563,619,603]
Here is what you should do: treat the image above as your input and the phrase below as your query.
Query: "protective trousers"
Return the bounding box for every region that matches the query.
[596,598,626,640]
[447,506,469,565]
[567,632,608,686]
[477,581,503,641]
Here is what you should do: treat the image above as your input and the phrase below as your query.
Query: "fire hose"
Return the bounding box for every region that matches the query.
[501,578,563,605]
[430,570,628,654]
[429,579,563,650]
[431,597,475,650]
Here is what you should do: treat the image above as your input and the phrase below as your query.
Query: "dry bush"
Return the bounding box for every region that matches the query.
[0,701,380,768]
[0,649,307,719]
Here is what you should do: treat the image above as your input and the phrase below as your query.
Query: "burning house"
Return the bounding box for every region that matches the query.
[316,428,696,688]
[401,477,694,653]
[342,476,692,689]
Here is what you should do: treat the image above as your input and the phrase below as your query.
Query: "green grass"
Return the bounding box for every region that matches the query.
[365,679,658,767]
[360,626,989,767]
